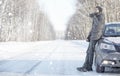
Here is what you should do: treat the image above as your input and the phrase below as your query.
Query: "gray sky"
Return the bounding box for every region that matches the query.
[38,0,76,31]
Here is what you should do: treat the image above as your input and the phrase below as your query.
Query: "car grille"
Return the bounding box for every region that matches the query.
[115,45,120,52]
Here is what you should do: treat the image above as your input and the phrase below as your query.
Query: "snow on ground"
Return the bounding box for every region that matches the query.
[0,41,56,60]
[0,40,87,60]
[0,40,119,76]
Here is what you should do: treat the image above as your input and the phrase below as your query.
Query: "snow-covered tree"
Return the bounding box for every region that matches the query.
[65,0,120,40]
[0,0,55,42]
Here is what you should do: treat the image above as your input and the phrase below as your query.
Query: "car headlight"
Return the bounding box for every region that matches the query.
[100,43,116,50]
[102,60,115,65]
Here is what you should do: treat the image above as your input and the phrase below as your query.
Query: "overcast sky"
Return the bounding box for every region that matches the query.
[38,0,76,31]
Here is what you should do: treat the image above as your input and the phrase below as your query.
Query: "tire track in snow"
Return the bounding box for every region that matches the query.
[25,46,59,74]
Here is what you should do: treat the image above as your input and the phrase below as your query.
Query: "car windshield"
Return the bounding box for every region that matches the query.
[104,24,120,37]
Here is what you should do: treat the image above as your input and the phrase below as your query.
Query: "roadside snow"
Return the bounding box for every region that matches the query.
[0,40,88,60]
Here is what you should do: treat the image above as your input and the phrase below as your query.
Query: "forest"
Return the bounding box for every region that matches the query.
[0,0,120,41]
[0,0,55,42]
[65,0,120,40]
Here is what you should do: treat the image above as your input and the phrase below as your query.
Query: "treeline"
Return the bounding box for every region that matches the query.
[0,0,55,42]
[65,0,120,40]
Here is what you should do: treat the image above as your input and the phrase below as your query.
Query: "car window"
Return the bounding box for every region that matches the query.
[104,24,120,37]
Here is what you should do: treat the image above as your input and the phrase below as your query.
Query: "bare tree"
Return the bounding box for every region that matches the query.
[0,0,55,42]
[65,0,120,40]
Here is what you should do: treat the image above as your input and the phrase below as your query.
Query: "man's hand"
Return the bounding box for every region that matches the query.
[89,13,98,18]
[86,39,90,42]
[86,38,90,42]
[86,35,91,42]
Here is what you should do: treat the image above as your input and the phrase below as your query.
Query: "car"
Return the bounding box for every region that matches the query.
[94,22,120,73]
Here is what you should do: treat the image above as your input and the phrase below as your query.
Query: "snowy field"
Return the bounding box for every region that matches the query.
[0,40,119,76]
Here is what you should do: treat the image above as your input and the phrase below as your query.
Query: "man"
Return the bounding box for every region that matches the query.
[77,6,105,72]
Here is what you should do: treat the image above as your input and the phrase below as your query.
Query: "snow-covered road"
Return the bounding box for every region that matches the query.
[0,40,119,76]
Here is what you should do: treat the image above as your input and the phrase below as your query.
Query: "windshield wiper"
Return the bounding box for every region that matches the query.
[104,35,120,37]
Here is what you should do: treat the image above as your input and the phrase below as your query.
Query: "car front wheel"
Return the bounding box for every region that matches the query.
[96,64,105,73]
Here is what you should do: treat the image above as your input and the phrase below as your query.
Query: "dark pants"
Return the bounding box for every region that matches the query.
[83,40,98,69]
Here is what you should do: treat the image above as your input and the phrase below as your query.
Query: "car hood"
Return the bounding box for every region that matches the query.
[104,37,120,44]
